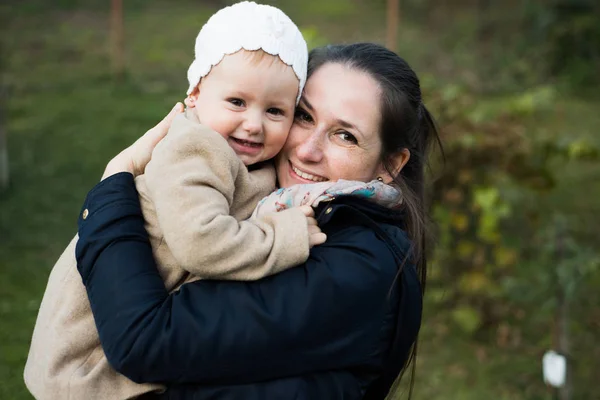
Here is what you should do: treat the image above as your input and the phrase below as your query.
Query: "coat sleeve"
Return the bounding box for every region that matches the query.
[75,173,404,386]
[143,115,309,280]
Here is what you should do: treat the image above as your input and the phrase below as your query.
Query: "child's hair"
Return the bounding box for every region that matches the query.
[187,1,308,104]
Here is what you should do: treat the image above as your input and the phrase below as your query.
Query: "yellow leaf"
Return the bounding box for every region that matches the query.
[457,241,476,259]
[451,213,469,232]
[494,247,518,268]
[459,271,491,294]
[451,305,481,334]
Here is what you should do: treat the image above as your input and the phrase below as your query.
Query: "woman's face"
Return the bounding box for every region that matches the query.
[275,63,389,188]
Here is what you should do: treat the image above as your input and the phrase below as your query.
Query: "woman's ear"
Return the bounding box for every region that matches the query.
[184,86,200,108]
[375,149,410,184]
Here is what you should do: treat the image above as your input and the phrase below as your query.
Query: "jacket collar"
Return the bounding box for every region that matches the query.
[315,196,405,226]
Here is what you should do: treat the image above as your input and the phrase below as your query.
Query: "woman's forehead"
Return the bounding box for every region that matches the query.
[304,63,381,136]
[307,63,380,96]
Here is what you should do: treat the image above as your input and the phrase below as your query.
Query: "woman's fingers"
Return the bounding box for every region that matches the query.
[156,102,185,137]
[102,103,184,180]
[130,103,184,176]
[141,102,184,148]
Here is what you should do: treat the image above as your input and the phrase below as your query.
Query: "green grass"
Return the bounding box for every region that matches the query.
[1,1,599,399]
[1,3,200,398]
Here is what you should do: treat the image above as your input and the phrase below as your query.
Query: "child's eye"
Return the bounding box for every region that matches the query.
[267,107,284,116]
[228,98,245,107]
[294,108,313,123]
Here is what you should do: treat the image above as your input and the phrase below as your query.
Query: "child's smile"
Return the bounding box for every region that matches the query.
[188,49,300,166]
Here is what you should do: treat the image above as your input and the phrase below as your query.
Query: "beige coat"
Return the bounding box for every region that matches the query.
[24,110,310,400]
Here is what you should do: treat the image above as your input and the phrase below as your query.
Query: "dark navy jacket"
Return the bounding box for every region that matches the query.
[75,173,422,399]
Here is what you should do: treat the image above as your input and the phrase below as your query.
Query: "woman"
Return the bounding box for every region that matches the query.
[76,43,440,399]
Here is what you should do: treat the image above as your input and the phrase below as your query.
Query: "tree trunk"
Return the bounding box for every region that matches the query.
[110,0,125,79]
[386,0,400,51]
[0,83,7,192]
[477,0,492,44]
[0,65,9,192]
[0,3,9,192]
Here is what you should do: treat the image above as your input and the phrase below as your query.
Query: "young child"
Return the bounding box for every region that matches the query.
[25,3,316,399]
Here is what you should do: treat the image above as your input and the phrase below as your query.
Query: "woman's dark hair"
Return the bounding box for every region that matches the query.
[307,43,442,398]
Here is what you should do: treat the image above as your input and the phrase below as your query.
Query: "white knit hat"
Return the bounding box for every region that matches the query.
[186,1,308,104]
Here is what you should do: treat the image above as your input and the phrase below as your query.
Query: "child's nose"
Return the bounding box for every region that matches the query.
[242,111,262,135]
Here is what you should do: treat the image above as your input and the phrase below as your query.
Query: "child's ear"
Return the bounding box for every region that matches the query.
[185,86,200,108]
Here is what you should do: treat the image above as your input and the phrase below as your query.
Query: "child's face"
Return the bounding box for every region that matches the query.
[189,50,299,166]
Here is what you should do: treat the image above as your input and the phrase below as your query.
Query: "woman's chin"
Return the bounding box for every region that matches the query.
[275,160,296,188]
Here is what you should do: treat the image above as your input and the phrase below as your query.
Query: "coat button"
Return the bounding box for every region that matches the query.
[82,209,89,220]
[325,207,332,214]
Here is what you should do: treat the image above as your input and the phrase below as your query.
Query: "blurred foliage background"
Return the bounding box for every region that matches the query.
[1,0,599,399]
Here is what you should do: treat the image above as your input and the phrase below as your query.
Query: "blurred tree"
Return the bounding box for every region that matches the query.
[110,0,125,79]
[0,35,7,192]
[546,0,600,87]
[386,0,399,50]
[505,0,600,89]
[477,0,492,42]
[0,85,7,192]
[425,80,600,337]
[531,216,600,399]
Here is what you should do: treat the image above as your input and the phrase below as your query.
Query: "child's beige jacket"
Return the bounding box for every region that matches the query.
[24,110,310,400]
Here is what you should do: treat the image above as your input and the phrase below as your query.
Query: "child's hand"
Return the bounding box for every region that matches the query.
[299,206,327,248]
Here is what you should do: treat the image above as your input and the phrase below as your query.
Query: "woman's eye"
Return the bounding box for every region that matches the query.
[294,108,313,123]
[336,131,358,144]
[228,98,245,107]
[267,107,284,116]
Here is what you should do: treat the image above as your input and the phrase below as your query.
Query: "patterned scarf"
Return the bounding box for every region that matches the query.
[252,179,403,219]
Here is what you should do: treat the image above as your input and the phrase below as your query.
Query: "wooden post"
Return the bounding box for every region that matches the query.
[477,0,492,45]
[553,226,571,400]
[110,0,125,78]
[386,0,399,51]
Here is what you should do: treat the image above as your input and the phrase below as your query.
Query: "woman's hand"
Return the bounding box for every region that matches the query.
[102,102,185,180]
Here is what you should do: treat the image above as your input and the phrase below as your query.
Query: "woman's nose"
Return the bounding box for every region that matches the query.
[295,131,323,163]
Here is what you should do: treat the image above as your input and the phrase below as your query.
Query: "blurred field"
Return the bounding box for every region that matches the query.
[1,1,599,399]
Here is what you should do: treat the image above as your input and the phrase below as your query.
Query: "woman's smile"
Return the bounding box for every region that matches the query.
[288,161,328,183]
[275,63,385,189]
